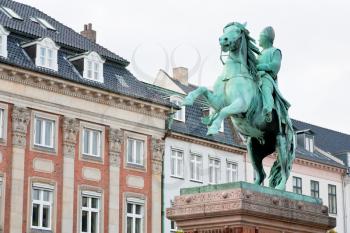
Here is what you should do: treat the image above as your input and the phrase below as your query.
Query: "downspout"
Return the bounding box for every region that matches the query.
[342,174,347,233]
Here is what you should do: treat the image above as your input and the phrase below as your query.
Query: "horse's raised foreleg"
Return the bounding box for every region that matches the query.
[207,98,246,135]
[183,87,222,110]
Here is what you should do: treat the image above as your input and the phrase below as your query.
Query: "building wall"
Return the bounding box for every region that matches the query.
[246,156,345,233]
[344,175,350,233]
[0,67,167,233]
[163,137,245,233]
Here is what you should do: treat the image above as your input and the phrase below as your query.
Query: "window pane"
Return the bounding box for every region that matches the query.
[171,157,175,176]
[43,190,50,202]
[0,109,4,138]
[127,203,133,214]
[135,204,142,214]
[83,129,89,154]
[45,120,53,147]
[81,210,88,232]
[135,218,141,233]
[35,118,42,144]
[91,212,98,233]
[127,139,133,163]
[32,203,40,227]
[91,197,98,209]
[127,217,133,233]
[42,205,50,228]
[92,130,99,156]
[136,140,142,164]
[33,189,40,200]
[177,156,183,177]
[82,196,88,207]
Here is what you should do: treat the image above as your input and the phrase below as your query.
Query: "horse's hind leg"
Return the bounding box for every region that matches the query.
[247,137,266,185]
[275,134,288,190]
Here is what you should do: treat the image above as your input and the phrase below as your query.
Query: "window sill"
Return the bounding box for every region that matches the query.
[30,228,53,233]
[126,163,146,171]
[33,145,56,154]
[170,175,184,180]
[82,154,103,162]
[190,179,203,184]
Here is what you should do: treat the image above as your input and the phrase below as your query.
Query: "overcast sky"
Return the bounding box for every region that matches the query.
[17,0,350,134]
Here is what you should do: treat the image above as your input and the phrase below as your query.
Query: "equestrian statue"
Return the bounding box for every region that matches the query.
[182,22,295,190]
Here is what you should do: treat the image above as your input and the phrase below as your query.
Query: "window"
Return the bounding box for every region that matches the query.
[36,17,56,30]
[293,177,302,194]
[226,161,238,182]
[126,201,144,233]
[190,153,202,182]
[170,221,177,233]
[38,46,56,70]
[328,184,337,214]
[0,6,23,20]
[81,52,104,82]
[31,183,53,230]
[0,25,9,58]
[34,116,55,148]
[171,149,184,178]
[81,193,100,233]
[209,158,221,184]
[310,180,319,198]
[0,108,4,139]
[170,96,185,122]
[87,60,101,81]
[305,135,314,153]
[83,128,102,157]
[127,138,144,166]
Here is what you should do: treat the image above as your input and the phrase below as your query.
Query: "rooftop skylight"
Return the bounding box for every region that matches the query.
[31,17,56,31]
[0,6,23,20]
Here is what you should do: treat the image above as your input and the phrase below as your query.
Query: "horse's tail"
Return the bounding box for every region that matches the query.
[269,125,296,188]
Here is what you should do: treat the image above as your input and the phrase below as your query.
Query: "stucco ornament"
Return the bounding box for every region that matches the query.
[152,138,165,174]
[12,106,30,148]
[183,22,295,190]
[109,128,124,166]
[63,117,79,158]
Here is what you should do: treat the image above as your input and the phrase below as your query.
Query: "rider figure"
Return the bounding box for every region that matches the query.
[257,26,282,122]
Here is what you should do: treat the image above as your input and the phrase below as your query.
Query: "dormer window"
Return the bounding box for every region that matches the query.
[170,96,185,122]
[0,25,9,58]
[0,6,23,20]
[22,37,59,71]
[69,51,104,83]
[305,135,314,153]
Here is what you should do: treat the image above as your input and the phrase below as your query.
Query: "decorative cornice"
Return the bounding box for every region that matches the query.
[169,132,246,155]
[0,64,170,120]
[109,128,123,167]
[12,106,30,148]
[62,117,79,158]
[152,138,165,175]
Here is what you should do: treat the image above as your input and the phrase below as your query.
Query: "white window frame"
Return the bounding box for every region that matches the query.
[31,183,54,230]
[34,116,55,149]
[33,38,59,71]
[80,191,101,233]
[0,104,8,143]
[80,122,105,162]
[82,127,102,158]
[170,220,178,233]
[126,198,144,233]
[305,135,314,153]
[170,96,185,122]
[31,111,58,153]
[170,148,184,178]
[127,137,145,166]
[226,161,238,182]
[0,25,9,58]
[190,153,203,182]
[209,157,221,184]
[82,52,105,83]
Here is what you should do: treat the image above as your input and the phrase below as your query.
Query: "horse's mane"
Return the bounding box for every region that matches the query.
[224,22,261,78]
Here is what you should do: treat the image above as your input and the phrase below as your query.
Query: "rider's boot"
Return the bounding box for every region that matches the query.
[261,78,274,123]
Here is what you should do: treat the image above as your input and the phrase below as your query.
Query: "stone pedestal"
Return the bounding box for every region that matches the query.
[167,182,336,233]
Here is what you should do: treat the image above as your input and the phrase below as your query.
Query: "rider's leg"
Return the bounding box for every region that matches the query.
[247,138,266,185]
[261,77,274,122]
[207,98,246,135]
[275,134,288,190]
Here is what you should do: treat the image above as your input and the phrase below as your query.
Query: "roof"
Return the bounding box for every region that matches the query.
[0,0,128,65]
[0,0,174,108]
[293,119,350,154]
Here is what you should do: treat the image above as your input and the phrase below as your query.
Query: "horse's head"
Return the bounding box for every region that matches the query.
[219,22,246,53]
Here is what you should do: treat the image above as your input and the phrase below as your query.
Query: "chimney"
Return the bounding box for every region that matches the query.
[172,67,188,86]
[80,23,96,43]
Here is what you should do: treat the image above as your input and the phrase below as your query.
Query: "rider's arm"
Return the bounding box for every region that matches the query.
[257,50,282,73]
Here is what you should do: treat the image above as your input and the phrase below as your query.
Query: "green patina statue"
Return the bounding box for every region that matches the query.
[182,22,295,190]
